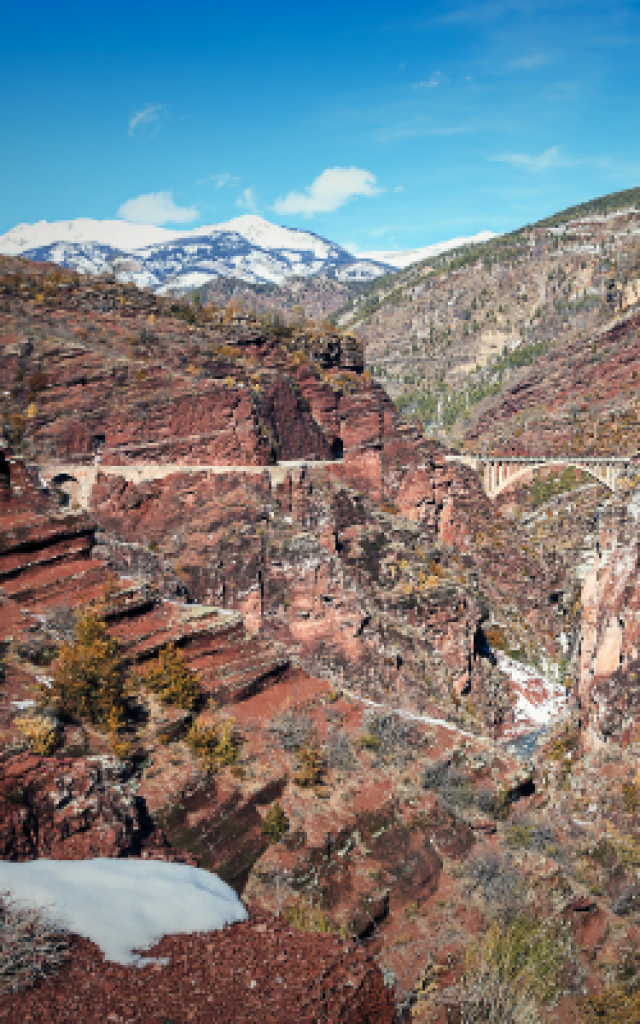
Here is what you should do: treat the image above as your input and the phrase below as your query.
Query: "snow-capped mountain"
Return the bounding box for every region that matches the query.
[0,215,396,292]
[356,230,498,270]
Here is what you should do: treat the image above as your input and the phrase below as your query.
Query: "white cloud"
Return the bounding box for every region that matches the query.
[273,167,383,217]
[490,145,567,173]
[198,172,241,188]
[117,191,199,225]
[412,72,444,89]
[236,187,258,212]
[128,104,163,136]
[394,185,405,192]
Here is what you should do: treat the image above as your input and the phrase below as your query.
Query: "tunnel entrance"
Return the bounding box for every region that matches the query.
[0,453,10,494]
[330,437,344,460]
[51,473,79,508]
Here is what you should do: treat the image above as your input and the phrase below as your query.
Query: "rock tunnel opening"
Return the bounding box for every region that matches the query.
[330,437,344,460]
[51,473,79,508]
[0,454,10,493]
[473,623,497,666]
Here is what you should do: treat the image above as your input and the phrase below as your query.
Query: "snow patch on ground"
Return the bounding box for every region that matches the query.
[496,653,568,739]
[340,688,476,738]
[0,858,248,966]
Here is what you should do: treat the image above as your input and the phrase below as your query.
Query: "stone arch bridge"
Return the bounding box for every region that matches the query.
[444,455,635,499]
[36,454,636,509]
[37,460,337,510]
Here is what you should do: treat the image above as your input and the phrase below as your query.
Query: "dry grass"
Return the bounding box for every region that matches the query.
[0,892,70,993]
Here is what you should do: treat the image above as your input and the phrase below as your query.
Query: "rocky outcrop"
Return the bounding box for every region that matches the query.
[0,751,194,863]
[578,490,640,747]
[0,909,396,1024]
[0,254,369,468]
[465,307,640,458]
[89,462,493,721]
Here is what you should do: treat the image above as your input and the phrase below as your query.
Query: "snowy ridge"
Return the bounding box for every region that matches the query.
[0,214,396,291]
[357,230,498,270]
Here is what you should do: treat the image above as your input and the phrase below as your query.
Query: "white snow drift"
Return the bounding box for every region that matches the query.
[0,858,248,966]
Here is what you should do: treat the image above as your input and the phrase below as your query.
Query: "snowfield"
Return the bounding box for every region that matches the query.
[0,214,394,290]
[0,858,248,965]
[0,214,496,291]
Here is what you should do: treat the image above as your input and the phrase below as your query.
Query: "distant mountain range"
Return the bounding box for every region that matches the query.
[0,215,393,292]
[0,215,496,293]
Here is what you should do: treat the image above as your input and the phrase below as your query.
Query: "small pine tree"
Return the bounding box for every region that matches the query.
[186,719,239,773]
[262,801,289,843]
[46,608,124,729]
[293,736,326,788]
[143,643,201,710]
[14,714,58,755]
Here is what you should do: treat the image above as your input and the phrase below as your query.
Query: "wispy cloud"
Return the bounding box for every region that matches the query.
[378,117,484,143]
[198,172,241,188]
[431,1,541,25]
[273,167,383,217]
[490,145,568,173]
[412,71,445,89]
[491,146,640,180]
[508,53,549,69]
[117,191,199,225]
[128,104,163,137]
[236,187,258,212]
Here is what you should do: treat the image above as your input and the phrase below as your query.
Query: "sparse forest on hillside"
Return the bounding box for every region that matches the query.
[333,188,640,444]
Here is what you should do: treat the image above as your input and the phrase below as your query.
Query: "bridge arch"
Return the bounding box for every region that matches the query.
[489,460,615,498]
[443,454,628,499]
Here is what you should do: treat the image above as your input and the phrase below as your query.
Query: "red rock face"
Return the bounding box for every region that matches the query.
[0,452,49,518]
[0,257,373,469]
[579,494,640,747]
[465,307,640,458]
[88,460,492,718]
[0,751,195,863]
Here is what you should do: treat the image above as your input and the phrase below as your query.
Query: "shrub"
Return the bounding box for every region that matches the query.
[359,727,381,751]
[27,370,47,395]
[107,705,130,760]
[14,714,58,755]
[142,644,201,710]
[187,719,239,773]
[456,914,575,1023]
[283,900,335,935]
[45,608,125,729]
[293,736,326,788]
[581,984,640,1022]
[261,801,289,843]
[8,413,26,444]
[0,893,70,993]
[622,781,639,814]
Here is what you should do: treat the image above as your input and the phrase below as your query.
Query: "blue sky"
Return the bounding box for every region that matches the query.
[2,0,640,250]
